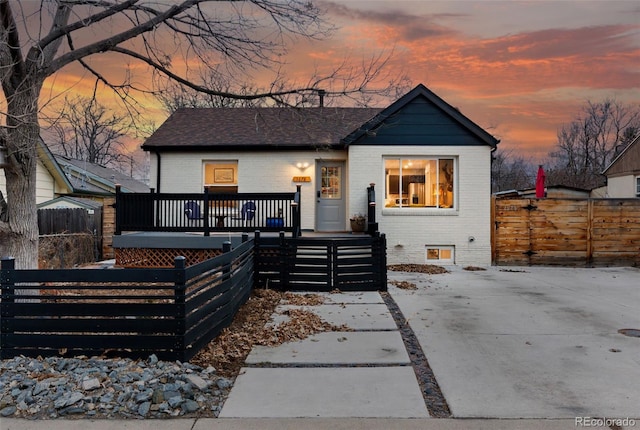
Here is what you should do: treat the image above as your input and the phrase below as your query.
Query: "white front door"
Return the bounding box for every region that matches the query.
[316,161,346,231]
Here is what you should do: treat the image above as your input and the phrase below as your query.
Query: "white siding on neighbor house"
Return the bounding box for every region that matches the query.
[348,145,493,267]
[151,149,347,231]
[36,161,56,204]
[0,160,55,204]
[606,175,638,198]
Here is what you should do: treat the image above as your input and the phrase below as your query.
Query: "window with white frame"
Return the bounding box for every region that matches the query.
[204,161,238,194]
[636,176,640,197]
[425,246,454,264]
[384,158,455,208]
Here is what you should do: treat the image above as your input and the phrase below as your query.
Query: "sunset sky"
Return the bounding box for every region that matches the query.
[36,0,639,162]
[311,1,640,160]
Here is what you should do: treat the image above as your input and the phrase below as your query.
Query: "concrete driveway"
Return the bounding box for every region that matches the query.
[389,266,640,419]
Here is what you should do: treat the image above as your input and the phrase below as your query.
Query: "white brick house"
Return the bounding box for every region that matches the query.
[142,84,499,266]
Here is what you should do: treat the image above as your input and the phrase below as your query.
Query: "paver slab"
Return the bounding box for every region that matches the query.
[269,304,397,330]
[219,367,430,418]
[246,331,410,365]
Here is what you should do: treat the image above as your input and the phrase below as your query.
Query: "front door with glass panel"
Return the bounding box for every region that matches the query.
[316,161,346,231]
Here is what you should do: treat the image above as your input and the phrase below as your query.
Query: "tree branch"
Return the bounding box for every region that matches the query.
[46,0,198,76]
[0,0,27,92]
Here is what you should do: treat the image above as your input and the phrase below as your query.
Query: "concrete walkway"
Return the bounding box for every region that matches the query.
[220,291,430,418]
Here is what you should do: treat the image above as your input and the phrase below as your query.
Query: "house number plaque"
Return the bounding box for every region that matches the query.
[292,176,311,182]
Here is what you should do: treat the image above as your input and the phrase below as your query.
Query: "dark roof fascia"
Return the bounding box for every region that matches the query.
[66,190,115,198]
[602,134,639,175]
[143,143,346,152]
[342,84,500,148]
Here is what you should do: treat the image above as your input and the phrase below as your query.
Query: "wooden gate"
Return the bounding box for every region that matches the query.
[493,197,640,266]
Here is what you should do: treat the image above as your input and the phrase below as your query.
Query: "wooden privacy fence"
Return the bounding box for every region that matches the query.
[0,239,254,361]
[254,232,387,291]
[492,197,640,266]
[38,207,102,236]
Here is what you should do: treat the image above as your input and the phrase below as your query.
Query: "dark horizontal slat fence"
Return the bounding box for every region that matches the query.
[255,232,387,292]
[1,237,254,361]
[115,186,301,237]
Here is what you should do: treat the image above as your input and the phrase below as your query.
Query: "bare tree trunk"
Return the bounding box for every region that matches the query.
[0,87,41,274]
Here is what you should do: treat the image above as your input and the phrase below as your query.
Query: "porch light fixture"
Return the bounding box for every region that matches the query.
[0,144,8,169]
[296,162,310,170]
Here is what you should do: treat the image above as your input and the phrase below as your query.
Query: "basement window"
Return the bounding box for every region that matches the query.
[636,176,640,197]
[425,246,454,264]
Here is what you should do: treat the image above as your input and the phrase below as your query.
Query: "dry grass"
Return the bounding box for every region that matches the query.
[39,233,96,269]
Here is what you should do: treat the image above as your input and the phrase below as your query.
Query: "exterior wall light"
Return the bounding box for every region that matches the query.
[296,162,310,170]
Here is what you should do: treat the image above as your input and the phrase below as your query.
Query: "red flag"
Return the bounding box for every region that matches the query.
[535,165,545,198]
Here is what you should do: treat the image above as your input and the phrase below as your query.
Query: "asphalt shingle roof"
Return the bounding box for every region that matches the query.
[56,156,149,193]
[142,107,382,150]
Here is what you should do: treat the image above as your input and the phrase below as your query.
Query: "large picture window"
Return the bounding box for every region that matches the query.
[204,161,238,193]
[384,158,455,208]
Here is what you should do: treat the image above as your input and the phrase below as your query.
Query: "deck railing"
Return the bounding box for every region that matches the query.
[115,185,301,237]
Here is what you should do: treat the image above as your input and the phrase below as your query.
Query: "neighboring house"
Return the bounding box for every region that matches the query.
[55,155,149,195]
[142,84,499,266]
[602,135,640,198]
[1,140,148,206]
[0,138,74,204]
[496,185,591,199]
[37,195,103,212]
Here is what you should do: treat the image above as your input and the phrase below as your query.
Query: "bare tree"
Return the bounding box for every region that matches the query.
[155,49,412,112]
[0,1,401,269]
[491,149,535,193]
[43,94,137,169]
[545,99,640,189]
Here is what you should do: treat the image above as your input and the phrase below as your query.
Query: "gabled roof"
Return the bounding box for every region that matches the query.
[37,195,102,210]
[36,138,74,193]
[603,134,640,176]
[56,156,149,194]
[342,84,500,148]
[142,107,381,150]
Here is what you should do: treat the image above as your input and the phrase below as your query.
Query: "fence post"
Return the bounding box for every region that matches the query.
[331,242,338,291]
[367,183,378,235]
[1,257,15,358]
[223,241,232,279]
[279,231,288,290]
[379,234,388,291]
[292,184,302,238]
[203,187,210,237]
[173,256,187,361]
[254,231,261,288]
[114,184,122,235]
